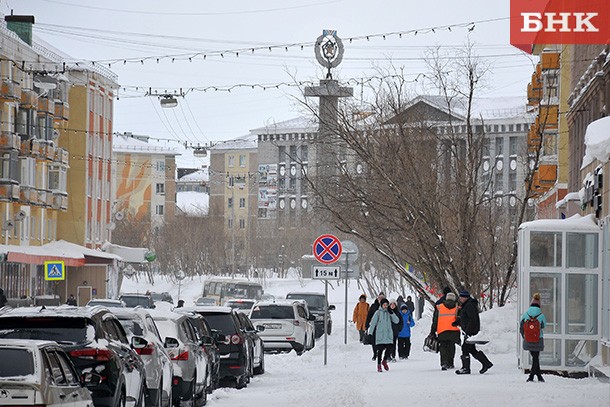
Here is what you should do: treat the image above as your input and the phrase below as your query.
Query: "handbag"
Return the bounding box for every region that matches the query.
[423,334,439,353]
[363,333,374,345]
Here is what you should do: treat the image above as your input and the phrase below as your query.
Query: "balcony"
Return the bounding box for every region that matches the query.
[54,101,69,121]
[52,192,68,211]
[37,97,55,115]
[37,189,48,207]
[20,138,43,157]
[20,89,38,109]
[19,186,37,205]
[54,148,69,165]
[0,132,20,150]
[541,52,560,70]
[1,80,21,100]
[0,182,19,202]
[43,143,56,161]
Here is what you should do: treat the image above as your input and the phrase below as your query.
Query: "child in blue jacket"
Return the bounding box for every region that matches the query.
[398,304,416,359]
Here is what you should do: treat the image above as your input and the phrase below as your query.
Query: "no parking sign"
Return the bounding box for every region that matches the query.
[313,234,342,265]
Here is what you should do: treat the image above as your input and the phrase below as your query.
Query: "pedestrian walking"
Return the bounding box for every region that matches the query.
[405,296,415,314]
[430,292,460,370]
[520,293,546,382]
[367,298,399,372]
[435,286,452,306]
[0,288,7,308]
[365,292,385,360]
[352,294,370,342]
[397,304,415,359]
[66,294,77,306]
[388,300,403,361]
[455,290,493,375]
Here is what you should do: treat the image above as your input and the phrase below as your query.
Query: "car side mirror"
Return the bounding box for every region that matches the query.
[131,336,148,349]
[164,337,179,349]
[256,325,265,332]
[81,372,102,387]
[203,336,214,346]
[308,314,316,321]
[328,305,336,311]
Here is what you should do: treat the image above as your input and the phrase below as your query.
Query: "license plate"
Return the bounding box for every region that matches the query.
[264,323,282,329]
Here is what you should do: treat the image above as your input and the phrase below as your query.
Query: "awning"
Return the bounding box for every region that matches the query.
[0,240,122,266]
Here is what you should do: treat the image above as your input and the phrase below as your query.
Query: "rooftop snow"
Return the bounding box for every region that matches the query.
[581,116,610,168]
[210,134,257,150]
[113,134,179,155]
[250,116,318,135]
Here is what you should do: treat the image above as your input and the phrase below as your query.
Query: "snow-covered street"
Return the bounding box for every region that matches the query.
[122,274,610,407]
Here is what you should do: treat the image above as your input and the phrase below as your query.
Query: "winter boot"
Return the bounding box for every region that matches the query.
[382,359,389,371]
[474,351,493,374]
[455,355,471,375]
[377,364,382,372]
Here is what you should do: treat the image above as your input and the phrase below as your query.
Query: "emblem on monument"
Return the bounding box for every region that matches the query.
[315,29,344,79]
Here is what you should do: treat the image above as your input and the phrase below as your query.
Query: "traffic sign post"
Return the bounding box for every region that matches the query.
[312,266,341,280]
[341,240,359,345]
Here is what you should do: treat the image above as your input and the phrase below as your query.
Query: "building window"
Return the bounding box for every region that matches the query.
[239,219,245,229]
[228,176,234,187]
[239,155,246,167]
[495,137,504,156]
[289,145,297,162]
[239,197,246,208]
[228,197,233,208]
[155,161,165,172]
[228,218,233,228]
[509,136,517,155]
[156,183,165,194]
[509,173,517,191]
[228,155,235,167]
[278,146,286,163]
[19,157,36,188]
[156,205,164,215]
[301,145,308,162]
[48,165,67,193]
[0,152,17,181]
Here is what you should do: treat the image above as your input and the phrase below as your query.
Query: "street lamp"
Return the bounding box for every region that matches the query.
[160,95,178,108]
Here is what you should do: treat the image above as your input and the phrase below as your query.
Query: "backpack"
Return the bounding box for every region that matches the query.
[524,313,541,343]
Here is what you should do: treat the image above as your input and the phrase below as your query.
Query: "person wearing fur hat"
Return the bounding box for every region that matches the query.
[520,293,547,382]
[398,303,416,359]
[352,294,370,343]
[367,298,399,372]
[454,290,493,375]
[430,292,460,370]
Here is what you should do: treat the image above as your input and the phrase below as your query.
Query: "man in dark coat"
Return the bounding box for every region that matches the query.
[435,286,452,306]
[365,292,385,359]
[0,288,7,308]
[405,296,415,314]
[454,290,493,375]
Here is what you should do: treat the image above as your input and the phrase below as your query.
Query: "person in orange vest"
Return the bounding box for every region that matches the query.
[352,294,370,343]
[430,292,460,370]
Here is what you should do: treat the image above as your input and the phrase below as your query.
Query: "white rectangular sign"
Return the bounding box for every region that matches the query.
[312,266,341,280]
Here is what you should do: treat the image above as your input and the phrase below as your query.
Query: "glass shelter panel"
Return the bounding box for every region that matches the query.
[530,232,562,267]
[565,339,597,367]
[530,273,561,334]
[566,233,598,268]
[566,274,598,335]
[539,338,561,366]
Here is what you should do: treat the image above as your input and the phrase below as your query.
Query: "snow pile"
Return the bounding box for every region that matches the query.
[582,116,610,168]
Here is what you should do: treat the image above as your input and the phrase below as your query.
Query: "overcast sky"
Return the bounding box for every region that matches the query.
[12,0,535,145]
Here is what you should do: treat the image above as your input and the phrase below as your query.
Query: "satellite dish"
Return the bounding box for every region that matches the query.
[106,222,116,231]
[15,210,27,221]
[114,211,124,221]
[2,219,14,231]
[33,81,57,92]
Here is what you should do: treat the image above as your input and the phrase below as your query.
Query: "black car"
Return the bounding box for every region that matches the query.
[286,292,336,338]
[235,311,265,375]
[184,306,252,389]
[150,292,174,304]
[0,306,147,407]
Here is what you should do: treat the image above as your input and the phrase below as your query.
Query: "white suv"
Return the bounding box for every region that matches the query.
[249,300,315,355]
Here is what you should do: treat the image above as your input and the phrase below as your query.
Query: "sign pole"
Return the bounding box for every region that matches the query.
[324,280,328,366]
[344,252,349,345]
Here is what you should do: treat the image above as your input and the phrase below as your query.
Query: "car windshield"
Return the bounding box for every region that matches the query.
[118,318,144,336]
[154,319,179,340]
[0,317,94,344]
[198,313,237,334]
[0,348,35,377]
[250,305,294,319]
[286,294,326,310]
[88,300,124,307]
[121,296,152,308]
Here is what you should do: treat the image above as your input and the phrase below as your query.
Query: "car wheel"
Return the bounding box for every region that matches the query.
[235,374,248,389]
[254,351,265,375]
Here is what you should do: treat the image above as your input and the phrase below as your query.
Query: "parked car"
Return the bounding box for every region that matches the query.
[149,309,210,406]
[150,292,174,304]
[285,292,336,338]
[175,310,222,392]
[194,297,216,306]
[0,306,146,407]
[0,338,98,407]
[223,299,256,313]
[234,311,265,375]
[249,300,315,355]
[184,306,252,389]
[119,293,156,309]
[113,308,174,407]
[86,298,127,308]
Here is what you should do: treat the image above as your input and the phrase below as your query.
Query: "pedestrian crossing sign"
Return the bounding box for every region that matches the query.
[44,261,65,281]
